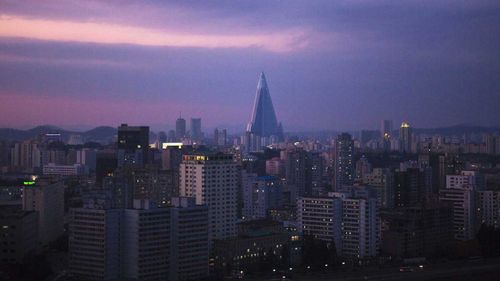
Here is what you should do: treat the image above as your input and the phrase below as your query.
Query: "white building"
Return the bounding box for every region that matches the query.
[446,171,483,190]
[297,188,380,258]
[22,178,64,245]
[179,153,238,241]
[43,163,85,176]
[440,172,480,241]
[341,197,379,258]
[297,196,343,254]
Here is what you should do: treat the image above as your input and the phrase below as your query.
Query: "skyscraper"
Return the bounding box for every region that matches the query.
[176,117,186,140]
[334,133,354,191]
[190,118,202,142]
[400,121,412,153]
[245,72,283,151]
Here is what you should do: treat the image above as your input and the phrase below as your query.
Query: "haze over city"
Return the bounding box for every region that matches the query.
[1,0,500,131]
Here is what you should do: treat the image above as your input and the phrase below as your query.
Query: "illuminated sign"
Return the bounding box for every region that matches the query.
[23,181,35,186]
[162,142,183,149]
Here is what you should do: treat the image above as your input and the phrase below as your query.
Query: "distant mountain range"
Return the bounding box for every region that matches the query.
[0,125,117,144]
[0,124,498,143]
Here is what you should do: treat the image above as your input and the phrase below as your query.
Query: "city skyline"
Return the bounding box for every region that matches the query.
[1,1,500,131]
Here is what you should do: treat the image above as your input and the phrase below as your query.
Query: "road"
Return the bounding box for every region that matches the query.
[248,258,500,281]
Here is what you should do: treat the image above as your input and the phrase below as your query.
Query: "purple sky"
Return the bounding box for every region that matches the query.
[1,0,499,132]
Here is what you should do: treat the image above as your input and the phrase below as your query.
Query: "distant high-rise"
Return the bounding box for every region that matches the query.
[214,128,227,146]
[175,117,186,140]
[117,124,149,166]
[334,133,354,191]
[400,121,412,153]
[245,72,283,151]
[380,120,393,139]
[190,118,202,142]
[381,120,392,151]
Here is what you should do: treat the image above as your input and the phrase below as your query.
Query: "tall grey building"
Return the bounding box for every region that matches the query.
[69,198,209,281]
[245,72,283,152]
[169,197,209,281]
[190,118,202,142]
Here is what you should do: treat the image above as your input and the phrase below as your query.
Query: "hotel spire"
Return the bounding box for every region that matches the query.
[246,72,282,138]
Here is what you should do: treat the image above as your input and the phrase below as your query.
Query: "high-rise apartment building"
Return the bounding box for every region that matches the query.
[169,197,209,281]
[394,167,433,208]
[0,206,39,264]
[477,190,500,229]
[341,197,379,258]
[69,207,122,280]
[298,187,380,258]
[297,196,343,254]
[69,198,209,281]
[400,122,412,153]
[439,171,481,240]
[22,178,64,245]
[122,200,170,281]
[179,153,238,241]
[334,133,354,191]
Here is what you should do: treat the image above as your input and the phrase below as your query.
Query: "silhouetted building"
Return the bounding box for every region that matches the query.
[394,167,432,208]
[242,174,282,220]
[95,150,117,186]
[0,205,39,264]
[117,124,149,167]
[175,117,186,140]
[22,178,64,245]
[381,201,453,258]
[190,118,202,142]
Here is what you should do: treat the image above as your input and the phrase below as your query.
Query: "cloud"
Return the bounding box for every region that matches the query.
[0,14,311,53]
